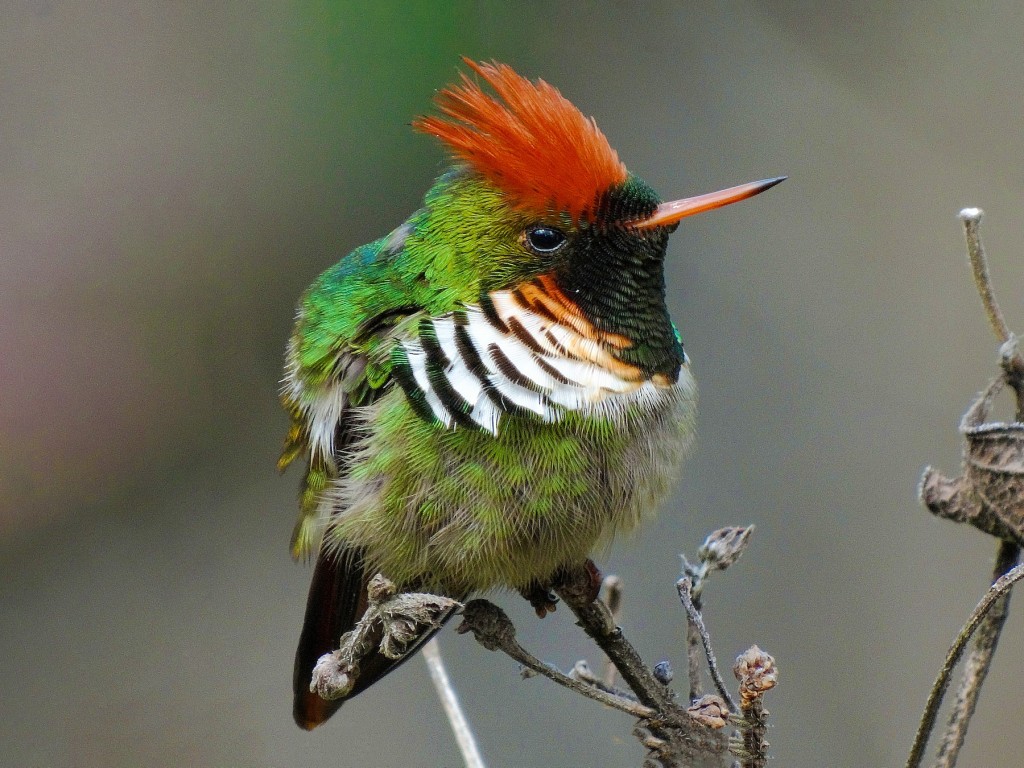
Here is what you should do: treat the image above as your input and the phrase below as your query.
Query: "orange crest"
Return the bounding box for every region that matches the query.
[414,58,628,222]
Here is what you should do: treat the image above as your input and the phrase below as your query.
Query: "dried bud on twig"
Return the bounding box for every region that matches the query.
[732,646,775,768]
[366,573,397,602]
[310,650,355,700]
[733,645,778,708]
[309,574,460,699]
[652,660,673,685]
[681,525,755,601]
[456,599,517,651]
[919,467,1015,541]
[687,694,730,729]
[698,526,755,572]
[377,591,459,659]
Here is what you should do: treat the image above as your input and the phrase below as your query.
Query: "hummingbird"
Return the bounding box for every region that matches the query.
[280,58,783,729]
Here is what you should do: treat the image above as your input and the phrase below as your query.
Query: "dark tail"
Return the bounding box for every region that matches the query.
[292,544,460,730]
[292,544,369,729]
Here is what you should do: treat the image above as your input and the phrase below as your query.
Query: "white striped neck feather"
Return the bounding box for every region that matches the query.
[393,276,686,436]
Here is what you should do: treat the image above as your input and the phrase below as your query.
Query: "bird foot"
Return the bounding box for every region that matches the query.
[521,560,605,617]
[519,583,559,618]
[547,559,605,605]
[582,559,604,603]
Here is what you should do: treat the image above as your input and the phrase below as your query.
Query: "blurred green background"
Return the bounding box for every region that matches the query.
[5,2,1024,766]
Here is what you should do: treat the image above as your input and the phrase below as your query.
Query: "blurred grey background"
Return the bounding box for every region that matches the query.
[4,2,1024,766]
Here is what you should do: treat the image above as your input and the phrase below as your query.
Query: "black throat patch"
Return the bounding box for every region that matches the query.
[554,176,685,380]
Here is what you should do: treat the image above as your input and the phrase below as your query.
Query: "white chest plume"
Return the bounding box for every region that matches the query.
[398,288,687,436]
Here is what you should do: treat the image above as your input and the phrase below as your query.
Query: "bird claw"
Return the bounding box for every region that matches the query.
[519,583,559,618]
[583,559,604,603]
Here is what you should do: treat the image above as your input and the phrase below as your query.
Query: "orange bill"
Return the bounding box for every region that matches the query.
[633,176,786,230]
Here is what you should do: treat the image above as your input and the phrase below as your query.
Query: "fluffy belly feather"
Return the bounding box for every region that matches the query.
[325,369,696,594]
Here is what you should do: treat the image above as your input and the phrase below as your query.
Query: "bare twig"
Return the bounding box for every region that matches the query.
[677,577,738,714]
[685,616,704,703]
[681,526,754,702]
[601,575,624,689]
[571,659,639,702]
[456,599,656,719]
[549,566,736,765]
[961,208,1024,379]
[961,209,1010,345]
[683,570,705,703]
[552,566,678,716]
[908,209,1024,768]
[932,541,1020,768]
[422,639,488,768]
[449,547,758,765]
[733,697,769,768]
[905,560,1024,768]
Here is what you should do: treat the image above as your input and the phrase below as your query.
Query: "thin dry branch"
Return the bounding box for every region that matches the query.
[685,617,704,703]
[452,537,769,766]
[931,541,1019,768]
[422,639,488,768]
[456,599,656,719]
[961,207,1024,381]
[680,526,754,704]
[911,209,1024,768]
[906,560,1024,768]
[601,575,625,689]
[553,566,680,717]
[677,577,738,713]
[961,209,1012,347]
[571,659,640,702]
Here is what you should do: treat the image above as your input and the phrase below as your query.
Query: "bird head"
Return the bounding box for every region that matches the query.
[412,58,780,286]
[404,59,781,378]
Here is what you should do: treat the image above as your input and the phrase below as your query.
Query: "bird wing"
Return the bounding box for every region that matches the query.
[279,232,428,559]
[282,233,461,728]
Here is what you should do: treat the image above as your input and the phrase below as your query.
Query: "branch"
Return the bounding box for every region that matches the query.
[905,560,1024,768]
[912,209,1024,767]
[961,209,1010,346]
[600,575,624,689]
[422,639,488,768]
[680,526,754,704]
[685,614,704,703]
[570,659,640,702]
[960,207,1024,378]
[677,577,738,713]
[552,561,737,764]
[453,536,767,766]
[932,541,1019,768]
[551,565,679,718]
[456,599,656,719]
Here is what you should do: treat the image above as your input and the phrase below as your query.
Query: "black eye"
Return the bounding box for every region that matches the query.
[525,226,567,254]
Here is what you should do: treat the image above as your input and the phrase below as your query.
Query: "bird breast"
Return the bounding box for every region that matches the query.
[395,277,687,436]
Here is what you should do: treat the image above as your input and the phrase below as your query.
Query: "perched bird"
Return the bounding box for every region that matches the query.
[280,58,782,729]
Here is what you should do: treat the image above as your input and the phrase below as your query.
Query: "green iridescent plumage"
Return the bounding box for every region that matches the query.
[281,170,576,556]
[295,173,543,380]
[281,168,690,566]
[330,388,692,594]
